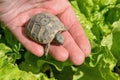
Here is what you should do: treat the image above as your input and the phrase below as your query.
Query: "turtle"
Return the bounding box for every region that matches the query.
[25,12,67,56]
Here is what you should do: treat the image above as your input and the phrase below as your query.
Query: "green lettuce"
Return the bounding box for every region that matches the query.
[71,0,120,79]
[0,0,120,80]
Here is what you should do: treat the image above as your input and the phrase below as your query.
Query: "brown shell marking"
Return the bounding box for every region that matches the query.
[25,12,67,44]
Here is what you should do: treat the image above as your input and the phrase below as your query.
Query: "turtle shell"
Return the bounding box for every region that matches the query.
[25,12,66,44]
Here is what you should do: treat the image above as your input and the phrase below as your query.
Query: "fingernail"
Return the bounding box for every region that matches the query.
[35,47,44,57]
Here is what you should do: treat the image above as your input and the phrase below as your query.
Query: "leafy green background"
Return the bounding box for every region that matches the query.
[0,0,120,80]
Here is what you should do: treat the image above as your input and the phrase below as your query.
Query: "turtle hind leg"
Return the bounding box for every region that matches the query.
[44,43,50,56]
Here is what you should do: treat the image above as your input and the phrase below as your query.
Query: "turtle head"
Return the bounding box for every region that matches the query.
[55,32,64,44]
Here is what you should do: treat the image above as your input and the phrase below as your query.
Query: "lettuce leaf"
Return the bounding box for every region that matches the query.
[70,0,120,79]
[111,20,120,65]
[0,43,37,80]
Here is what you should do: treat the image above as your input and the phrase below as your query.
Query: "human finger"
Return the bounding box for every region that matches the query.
[9,26,44,57]
[63,31,85,65]
[50,45,69,62]
[57,6,91,56]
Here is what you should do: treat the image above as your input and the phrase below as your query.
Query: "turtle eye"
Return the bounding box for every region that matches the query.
[40,17,50,26]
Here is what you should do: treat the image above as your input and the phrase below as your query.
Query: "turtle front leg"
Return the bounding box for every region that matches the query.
[44,43,50,56]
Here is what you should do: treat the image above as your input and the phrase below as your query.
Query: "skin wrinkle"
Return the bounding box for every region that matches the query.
[0,0,22,21]
[0,0,25,15]
[0,0,42,23]
[0,0,70,24]
[0,0,13,13]
[30,0,48,3]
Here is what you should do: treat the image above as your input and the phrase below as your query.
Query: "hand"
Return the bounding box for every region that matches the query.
[0,0,91,65]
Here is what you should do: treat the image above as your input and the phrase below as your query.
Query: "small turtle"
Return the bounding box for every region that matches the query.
[25,12,67,55]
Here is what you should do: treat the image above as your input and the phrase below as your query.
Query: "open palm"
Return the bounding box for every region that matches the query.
[1,0,91,65]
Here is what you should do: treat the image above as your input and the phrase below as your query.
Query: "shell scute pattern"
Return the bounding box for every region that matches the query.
[25,12,67,44]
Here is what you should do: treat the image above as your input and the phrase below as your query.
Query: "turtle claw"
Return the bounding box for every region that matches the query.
[44,43,50,56]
